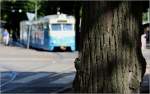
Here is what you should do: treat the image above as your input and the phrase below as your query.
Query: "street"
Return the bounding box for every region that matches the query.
[0,44,149,93]
[0,44,78,93]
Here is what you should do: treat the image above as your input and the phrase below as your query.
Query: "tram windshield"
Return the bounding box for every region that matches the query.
[51,24,61,31]
[63,24,73,31]
[51,24,73,31]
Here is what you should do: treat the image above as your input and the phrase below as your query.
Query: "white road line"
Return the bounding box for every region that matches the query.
[13,73,50,83]
[0,72,17,88]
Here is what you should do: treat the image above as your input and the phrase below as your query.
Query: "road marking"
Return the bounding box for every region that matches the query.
[50,74,75,84]
[0,72,17,88]
[13,73,50,83]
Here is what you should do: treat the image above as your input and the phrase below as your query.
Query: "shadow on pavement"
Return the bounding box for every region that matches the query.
[1,69,149,93]
[1,71,75,93]
[140,74,150,93]
[8,40,74,52]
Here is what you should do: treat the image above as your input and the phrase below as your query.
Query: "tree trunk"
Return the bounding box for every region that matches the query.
[73,1,146,93]
[74,4,81,51]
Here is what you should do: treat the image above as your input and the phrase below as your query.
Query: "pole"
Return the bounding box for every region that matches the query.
[35,2,37,20]
[27,22,31,49]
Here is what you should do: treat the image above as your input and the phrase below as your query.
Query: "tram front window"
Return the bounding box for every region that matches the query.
[63,24,73,31]
[51,24,61,31]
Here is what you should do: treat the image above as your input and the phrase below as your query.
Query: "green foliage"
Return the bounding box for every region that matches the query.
[24,0,42,13]
[143,12,148,22]
[142,8,150,22]
[0,0,44,21]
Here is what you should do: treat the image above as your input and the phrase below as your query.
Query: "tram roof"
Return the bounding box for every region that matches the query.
[20,13,75,24]
[39,13,75,21]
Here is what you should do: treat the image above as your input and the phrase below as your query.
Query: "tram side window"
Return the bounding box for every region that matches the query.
[38,23,43,32]
[63,24,73,31]
[51,24,61,31]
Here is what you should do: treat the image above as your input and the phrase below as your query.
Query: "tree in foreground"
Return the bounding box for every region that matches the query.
[73,1,147,93]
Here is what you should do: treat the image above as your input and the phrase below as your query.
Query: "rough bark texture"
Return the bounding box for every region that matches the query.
[73,1,146,93]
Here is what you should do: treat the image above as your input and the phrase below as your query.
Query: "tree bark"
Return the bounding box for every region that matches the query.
[73,1,146,93]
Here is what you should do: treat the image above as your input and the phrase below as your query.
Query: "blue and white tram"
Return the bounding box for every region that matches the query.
[20,13,76,51]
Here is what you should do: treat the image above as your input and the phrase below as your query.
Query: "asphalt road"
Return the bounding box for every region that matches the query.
[0,44,78,93]
[0,44,149,93]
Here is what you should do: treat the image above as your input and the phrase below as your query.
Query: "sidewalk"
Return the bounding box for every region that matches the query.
[8,40,25,48]
[0,43,78,93]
